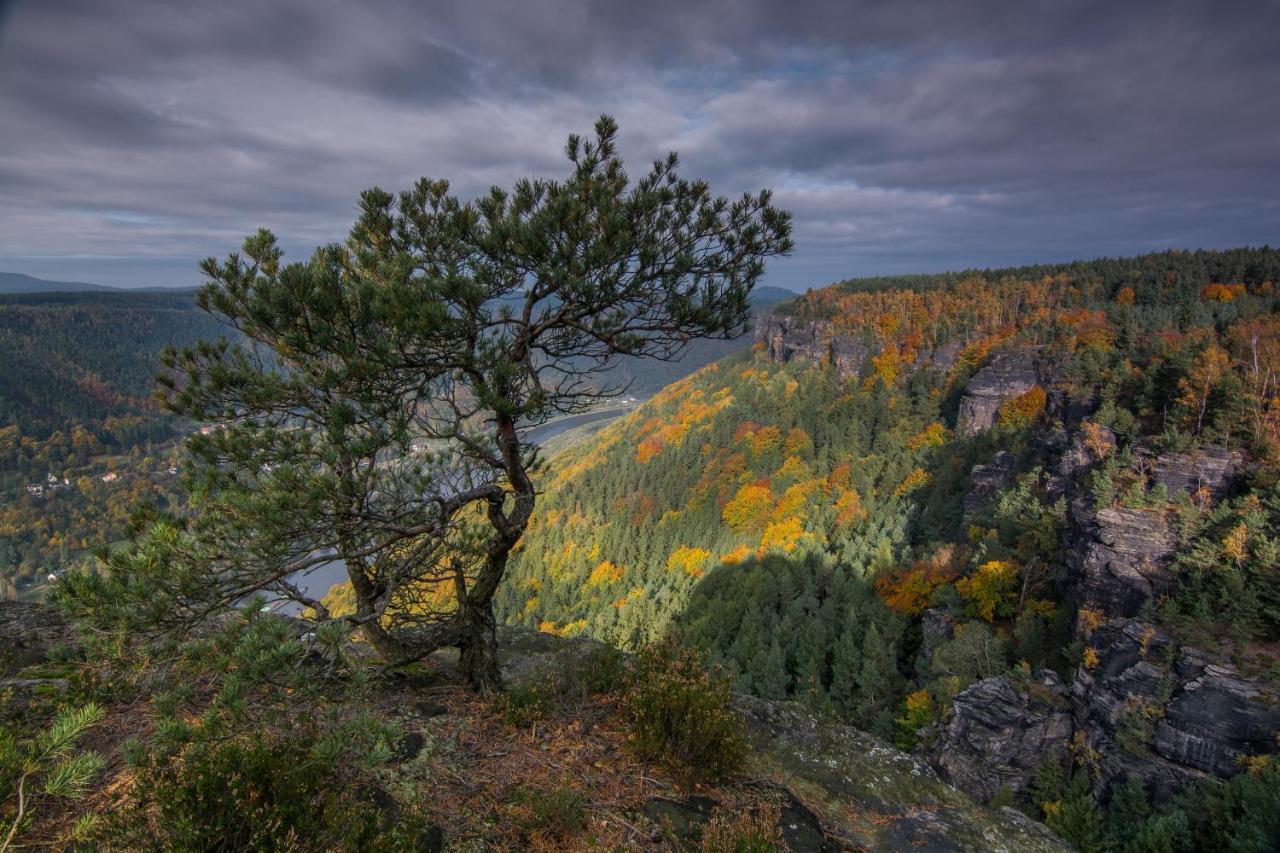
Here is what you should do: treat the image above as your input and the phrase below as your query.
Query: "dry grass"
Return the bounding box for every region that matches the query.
[382,684,704,850]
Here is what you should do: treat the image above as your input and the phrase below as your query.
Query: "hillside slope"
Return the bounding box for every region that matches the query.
[501,247,1280,846]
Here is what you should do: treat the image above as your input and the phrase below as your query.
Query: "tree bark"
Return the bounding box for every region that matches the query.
[456,599,502,693]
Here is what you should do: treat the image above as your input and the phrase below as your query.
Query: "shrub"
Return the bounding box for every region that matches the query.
[621,637,746,784]
[519,784,589,843]
[561,643,628,698]
[493,681,556,728]
[102,731,424,851]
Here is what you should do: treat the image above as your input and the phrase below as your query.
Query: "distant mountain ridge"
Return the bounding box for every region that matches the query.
[0,271,118,294]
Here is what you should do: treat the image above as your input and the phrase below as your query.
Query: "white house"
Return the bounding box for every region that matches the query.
[101,471,120,484]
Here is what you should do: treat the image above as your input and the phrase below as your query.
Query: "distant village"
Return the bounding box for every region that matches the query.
[23,464,178,498]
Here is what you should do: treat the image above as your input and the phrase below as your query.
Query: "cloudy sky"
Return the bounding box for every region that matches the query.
[1,0,1277,291]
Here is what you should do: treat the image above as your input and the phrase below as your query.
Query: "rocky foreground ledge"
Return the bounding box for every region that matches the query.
[2,601,1068,851]
[441,624,1069,851]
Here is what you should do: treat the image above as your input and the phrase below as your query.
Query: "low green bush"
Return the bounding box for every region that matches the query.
[520,784,589,842]
[101,731,425,851]
[621,636,746,784]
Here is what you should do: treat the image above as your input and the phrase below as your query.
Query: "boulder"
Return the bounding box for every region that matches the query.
[956,351,1040,437]
[0,600,75,676]
[929,672,1073,804]
[1062,498,1176,618]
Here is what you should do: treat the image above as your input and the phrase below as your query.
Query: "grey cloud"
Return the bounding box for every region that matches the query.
[0,0,1276,291]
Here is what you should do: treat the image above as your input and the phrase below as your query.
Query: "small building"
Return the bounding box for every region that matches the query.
[25,483,44,497]
[101,471,120,484]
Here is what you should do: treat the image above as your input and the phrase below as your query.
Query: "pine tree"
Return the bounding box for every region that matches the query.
[854,621,900,736]
[57,117,791,691]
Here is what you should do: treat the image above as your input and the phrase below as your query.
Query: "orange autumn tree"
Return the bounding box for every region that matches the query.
[997,386,1047,428]
[875,547,961,616]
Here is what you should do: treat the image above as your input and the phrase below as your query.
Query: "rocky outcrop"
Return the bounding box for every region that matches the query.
[1046,423,1115,501]
[930,671,1073,804]
[755,314,966,382]
[920,607,958,669]
[1056,423,1116,483]
[1156,647,1280,778]
[755,315,868,380]
[956,351,1040,437]
[738,696,1069,852]
[1152,445,1242,499]
[964,451,1016,517]
[1072,620,1280,800]
[478,626,1068,851]
[0,600,74,676]
[1063,498,1176,618]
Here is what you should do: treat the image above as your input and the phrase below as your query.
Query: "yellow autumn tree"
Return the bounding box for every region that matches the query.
[906,422,948,450]
[587,560,624,587]
[997,386,1047,428]
[759,517,805,553]
[667,546,712,578]
[956,560,1020,621]
[722,482,774,533]
[1178,344,1232,434]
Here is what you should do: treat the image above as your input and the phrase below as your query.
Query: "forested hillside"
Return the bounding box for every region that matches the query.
[0,283,792,601]
[0,289,223,438]
[499,247,1280,847]
[0,290,224,596]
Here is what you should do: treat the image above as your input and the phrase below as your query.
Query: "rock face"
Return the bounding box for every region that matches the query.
[755,313,965,381]
[0,600,74,676]
[956,351,1040,437]
[1063,499,1176,618]
[964,451,1016,517]
[1072,620,1280,800]
[1152,445,1242,499]
[930,671,1073,804]
[756,315,868,380]
[1156,648,1280,778]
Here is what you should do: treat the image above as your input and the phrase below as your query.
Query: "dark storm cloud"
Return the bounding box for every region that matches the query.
[0,0,1276,289]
